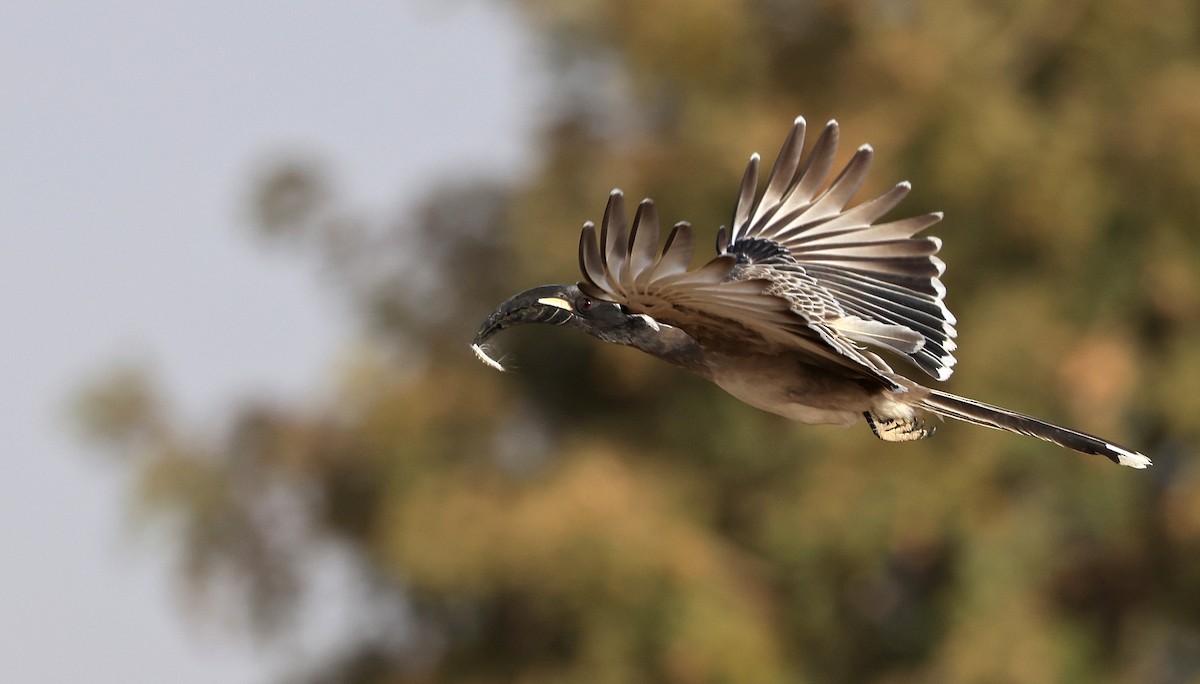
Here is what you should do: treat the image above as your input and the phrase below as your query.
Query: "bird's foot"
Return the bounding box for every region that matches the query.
[864,412,936,442]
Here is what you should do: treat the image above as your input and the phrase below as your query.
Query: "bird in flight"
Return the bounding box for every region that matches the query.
[472,116,1150,469]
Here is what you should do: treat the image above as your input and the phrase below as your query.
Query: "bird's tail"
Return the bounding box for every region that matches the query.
[918,389,1150,469]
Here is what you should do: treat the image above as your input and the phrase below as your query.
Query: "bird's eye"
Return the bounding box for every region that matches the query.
[576,296,594,312]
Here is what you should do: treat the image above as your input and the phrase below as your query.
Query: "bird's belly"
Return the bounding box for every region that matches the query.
[707,357,872,426]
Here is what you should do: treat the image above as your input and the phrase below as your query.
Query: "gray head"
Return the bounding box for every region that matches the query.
[471,283,672,371]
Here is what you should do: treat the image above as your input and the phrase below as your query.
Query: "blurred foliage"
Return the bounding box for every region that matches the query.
[76,0,1200,681]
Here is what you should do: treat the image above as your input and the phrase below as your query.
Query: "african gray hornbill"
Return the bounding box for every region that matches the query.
[472,117,1150,468]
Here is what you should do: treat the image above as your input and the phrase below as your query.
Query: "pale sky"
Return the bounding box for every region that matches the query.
[0,2,534,681]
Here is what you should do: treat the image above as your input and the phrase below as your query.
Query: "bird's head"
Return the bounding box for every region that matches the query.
[471,283,670,372]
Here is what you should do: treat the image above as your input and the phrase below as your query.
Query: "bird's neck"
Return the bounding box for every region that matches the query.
[622,325,705,372]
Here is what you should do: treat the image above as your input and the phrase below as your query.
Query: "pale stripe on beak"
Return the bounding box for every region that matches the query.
[536,297,574,311]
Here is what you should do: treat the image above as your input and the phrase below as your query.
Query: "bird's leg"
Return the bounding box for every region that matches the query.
[863,412,936,442]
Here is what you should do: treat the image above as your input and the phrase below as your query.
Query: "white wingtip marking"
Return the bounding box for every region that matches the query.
[471,343,506,372]
[1112,446,1152,469]
[938,300,958,327]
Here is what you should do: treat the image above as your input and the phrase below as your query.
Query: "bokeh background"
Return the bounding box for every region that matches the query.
[7,0,1200,682]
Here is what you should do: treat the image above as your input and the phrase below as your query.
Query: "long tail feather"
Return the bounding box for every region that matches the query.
[919,390,1150,469]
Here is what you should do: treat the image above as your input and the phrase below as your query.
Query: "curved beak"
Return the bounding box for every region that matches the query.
[471,284,575,371]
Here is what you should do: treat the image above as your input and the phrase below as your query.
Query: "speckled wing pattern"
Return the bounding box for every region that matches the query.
[720,117,959,381]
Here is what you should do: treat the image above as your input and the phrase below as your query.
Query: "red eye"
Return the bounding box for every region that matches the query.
[577,297,594,312]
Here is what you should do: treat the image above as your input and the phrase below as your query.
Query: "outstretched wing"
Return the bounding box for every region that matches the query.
[577,190,907,389]
[721,117,958,381]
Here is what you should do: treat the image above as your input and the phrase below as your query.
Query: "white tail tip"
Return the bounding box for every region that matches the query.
[1114,447,1152,469]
